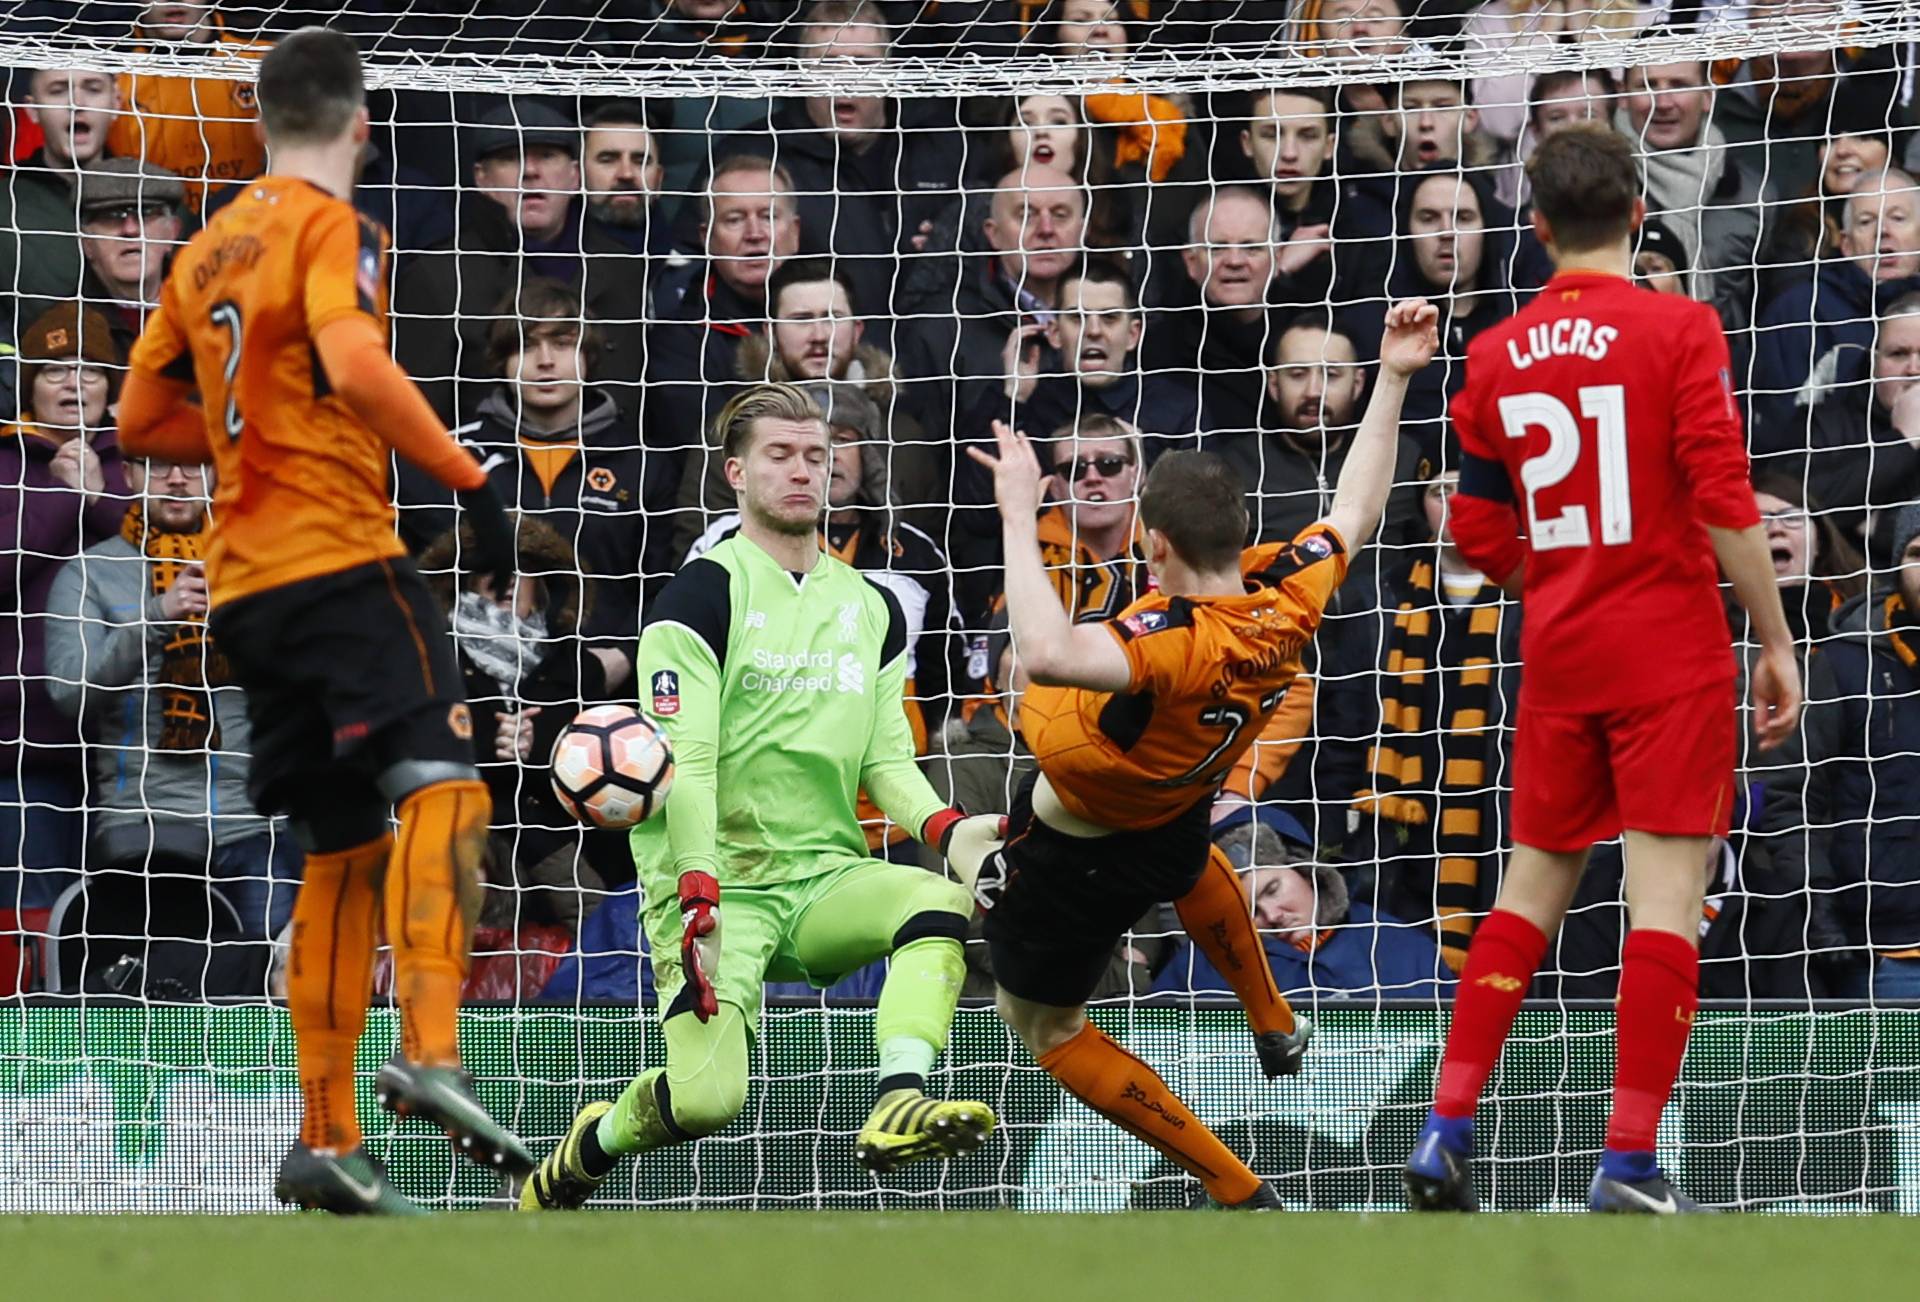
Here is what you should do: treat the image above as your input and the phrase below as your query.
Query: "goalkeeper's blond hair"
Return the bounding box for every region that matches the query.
[717,382,826,462]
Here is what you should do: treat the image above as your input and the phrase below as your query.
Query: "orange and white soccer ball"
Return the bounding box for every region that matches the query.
[549,704,675,830]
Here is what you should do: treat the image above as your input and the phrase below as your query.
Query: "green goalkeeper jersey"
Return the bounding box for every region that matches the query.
[630,532,947,893]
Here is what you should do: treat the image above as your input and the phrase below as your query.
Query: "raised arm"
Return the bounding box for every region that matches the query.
[966,420,1133,692]
[1322,298,1438,549]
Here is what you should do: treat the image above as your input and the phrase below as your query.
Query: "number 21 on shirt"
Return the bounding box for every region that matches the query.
[1498,383,1630,551]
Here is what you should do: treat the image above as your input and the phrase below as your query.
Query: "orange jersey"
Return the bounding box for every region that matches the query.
[128,176,409,607]
[108,31,268,214]
[1020,521,1350,831]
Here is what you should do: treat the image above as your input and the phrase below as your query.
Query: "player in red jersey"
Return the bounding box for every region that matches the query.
[1401,123,1801,1214]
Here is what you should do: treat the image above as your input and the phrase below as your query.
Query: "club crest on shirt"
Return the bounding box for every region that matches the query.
[1123,610,1170,637]
[651,669,681,716]
[838,601,861,644]
[356,247,380,304]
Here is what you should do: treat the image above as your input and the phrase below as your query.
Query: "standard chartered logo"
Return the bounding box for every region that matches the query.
[740,647,865,695]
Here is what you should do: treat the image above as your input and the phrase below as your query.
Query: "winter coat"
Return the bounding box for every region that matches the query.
[418,519,631,888]
[392,189,651,424]
[1018,370,1201,449]
[1804,590,1920,951]
[0,420,129,775]
[1139,302,1271,443]
[42,532,262,848]
[1752,259,1920,448]
[1775,392,1920,565]
[644,262,764,521]
[396,384,659,635]
[1152,901,1455,1001]
[1339,165,1543,471]
[0,151,88,313]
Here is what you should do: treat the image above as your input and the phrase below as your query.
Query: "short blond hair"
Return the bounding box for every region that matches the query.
[716,382,825,461]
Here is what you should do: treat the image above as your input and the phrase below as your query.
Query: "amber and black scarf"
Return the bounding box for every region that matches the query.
[1353,560,1506,971]
[122,503,228,751]
[1886,592,1919,671]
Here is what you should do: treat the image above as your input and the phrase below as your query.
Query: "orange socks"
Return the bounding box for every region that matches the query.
[387,780,490,1067]
[1175,844,1296,1036]
[1038,1021,1263,1206]
[287,833,390,1153]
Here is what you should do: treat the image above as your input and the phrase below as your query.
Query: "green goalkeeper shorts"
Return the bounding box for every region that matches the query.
[641,854,970,1027]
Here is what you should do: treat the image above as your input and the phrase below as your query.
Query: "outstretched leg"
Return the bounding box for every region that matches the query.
[1002,987,1272,1208]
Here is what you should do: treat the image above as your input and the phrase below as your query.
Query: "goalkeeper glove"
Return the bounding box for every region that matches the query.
[677,870,722,1022]
[923,808,1007,891]
[457,481,517,592]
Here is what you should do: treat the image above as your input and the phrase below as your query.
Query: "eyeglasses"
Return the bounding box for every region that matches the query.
[37,364,110,385]
[82,204,170,231]
[1057,454,1134,482]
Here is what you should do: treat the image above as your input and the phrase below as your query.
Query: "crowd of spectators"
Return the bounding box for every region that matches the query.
[4,0,1920,1006]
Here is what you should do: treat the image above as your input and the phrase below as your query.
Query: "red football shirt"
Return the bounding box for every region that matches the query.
[1448,271,1760,712]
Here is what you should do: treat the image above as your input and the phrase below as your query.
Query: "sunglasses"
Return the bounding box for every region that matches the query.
[1057,454,1134,482]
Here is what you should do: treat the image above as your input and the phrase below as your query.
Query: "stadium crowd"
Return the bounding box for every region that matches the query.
[3,0,1918,1005]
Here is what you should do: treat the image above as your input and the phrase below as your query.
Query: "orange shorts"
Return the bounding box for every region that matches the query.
[1511,678,1738,853]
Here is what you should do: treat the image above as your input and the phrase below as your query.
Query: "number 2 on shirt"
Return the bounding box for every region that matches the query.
[1497,384,1631,551]
[208,300,244,441]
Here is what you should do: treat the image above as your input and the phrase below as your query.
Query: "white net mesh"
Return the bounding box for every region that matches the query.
[3,0,1919,1212]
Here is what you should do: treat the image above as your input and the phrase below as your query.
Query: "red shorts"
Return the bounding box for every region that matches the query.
[1511,678,1737,853]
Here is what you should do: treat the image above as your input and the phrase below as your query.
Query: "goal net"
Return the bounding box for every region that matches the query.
[4,0,1920,1213]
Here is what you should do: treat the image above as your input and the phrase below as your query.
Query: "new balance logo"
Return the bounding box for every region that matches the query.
[1474,973,1524,992]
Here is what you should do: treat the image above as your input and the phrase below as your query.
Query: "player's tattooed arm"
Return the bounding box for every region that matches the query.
[969,421,1134,692]
[1324,298,1438,550]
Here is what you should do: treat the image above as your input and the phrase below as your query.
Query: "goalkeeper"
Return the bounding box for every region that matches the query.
[521,384,1002,1211]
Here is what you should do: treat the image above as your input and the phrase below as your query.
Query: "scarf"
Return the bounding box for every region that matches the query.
[1353,559,1506,971]
[1084,88,1188,184]
[453,590,550,697]
[1886,593,1919,670]
[122,503,226,751]
[1618,108,1729,289]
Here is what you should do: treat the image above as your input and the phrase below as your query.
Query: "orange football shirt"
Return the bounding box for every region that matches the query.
[129,175,420,607]
[1020,521,1350,831]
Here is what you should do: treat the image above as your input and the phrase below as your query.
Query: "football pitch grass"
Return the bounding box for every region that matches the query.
[7,1212,1914,1302]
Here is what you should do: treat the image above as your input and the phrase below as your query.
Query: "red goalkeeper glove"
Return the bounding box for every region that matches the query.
[677,870,721,1023]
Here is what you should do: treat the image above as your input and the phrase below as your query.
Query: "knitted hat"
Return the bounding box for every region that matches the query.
[1892,501,1920,562]
[17,301,122,401]
[1636,217,1691,273]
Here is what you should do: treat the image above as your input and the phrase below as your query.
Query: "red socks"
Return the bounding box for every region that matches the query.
[1433,909,1549,1120]
[1606,928,1699,1154]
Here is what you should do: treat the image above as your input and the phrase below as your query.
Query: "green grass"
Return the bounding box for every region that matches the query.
[6,1212,1918,1302]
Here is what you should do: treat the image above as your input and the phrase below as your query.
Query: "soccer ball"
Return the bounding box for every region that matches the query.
[549,705,675,830]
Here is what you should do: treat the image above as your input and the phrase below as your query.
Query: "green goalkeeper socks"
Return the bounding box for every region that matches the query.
[872,938,965,1095]
[597,1070,676,1158]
